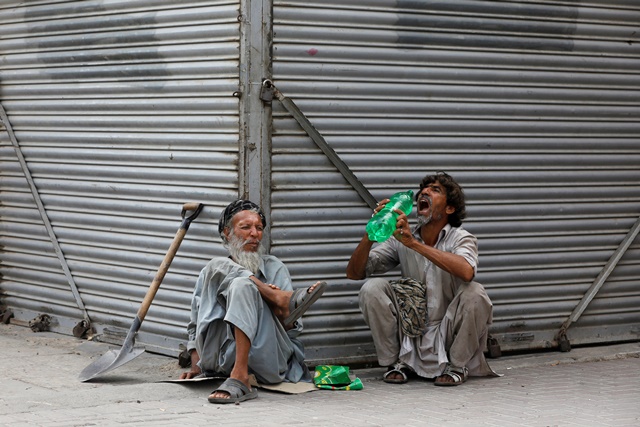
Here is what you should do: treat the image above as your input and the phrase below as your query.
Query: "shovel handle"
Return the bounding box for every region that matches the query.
[136,202,204,323]
[182,202,203,216]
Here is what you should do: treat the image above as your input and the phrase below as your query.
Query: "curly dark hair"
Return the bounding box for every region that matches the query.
[416,171,466,227]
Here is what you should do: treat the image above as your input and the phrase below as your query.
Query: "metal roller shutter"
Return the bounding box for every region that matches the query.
[271,0,640,362]
[0,0,241,354]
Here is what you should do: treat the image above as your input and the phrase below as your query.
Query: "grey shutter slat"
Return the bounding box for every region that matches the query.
[0,0,241,354]
[271,0,640,362]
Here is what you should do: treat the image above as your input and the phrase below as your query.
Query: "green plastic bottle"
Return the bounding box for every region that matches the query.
[366,190,414,242]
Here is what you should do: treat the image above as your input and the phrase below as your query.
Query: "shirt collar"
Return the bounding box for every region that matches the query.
[412,223,452,246]
[438,224,452,246]
[257,257,267,279]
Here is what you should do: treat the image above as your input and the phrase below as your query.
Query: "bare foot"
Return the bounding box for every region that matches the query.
[434,373,455,384]
[385,371,405,381]
[278,281,323,322]
[266,288,293,322]
[250,279,324,328]
[383,363,412,383]
[434,366,468,386]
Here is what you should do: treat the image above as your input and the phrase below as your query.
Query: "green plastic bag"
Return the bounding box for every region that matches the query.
[313,365,363,391]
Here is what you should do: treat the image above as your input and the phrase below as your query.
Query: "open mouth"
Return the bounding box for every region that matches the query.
[418,195,431,212]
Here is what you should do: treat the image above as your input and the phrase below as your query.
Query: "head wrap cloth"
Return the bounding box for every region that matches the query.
[218,199,266,236]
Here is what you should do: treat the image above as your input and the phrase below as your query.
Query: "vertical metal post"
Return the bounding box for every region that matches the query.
[239,0,273,249]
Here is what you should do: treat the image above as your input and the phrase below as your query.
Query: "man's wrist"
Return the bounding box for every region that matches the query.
[405,237,423,252]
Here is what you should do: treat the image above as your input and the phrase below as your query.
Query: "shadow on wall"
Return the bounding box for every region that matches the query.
[25,2,170,85]
[395,1,576,52]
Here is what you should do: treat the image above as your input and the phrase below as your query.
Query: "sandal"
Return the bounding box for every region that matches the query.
[284,281,327,326]
[383,361,413,384]
[208,378,258,404]
[434,364,468,386]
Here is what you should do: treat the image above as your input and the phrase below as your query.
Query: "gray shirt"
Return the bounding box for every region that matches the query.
[364,224,496,377]
[365,223,479,326]
[186,255,308,383]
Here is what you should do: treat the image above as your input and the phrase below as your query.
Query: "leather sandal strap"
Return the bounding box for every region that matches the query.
[446,365,467,380]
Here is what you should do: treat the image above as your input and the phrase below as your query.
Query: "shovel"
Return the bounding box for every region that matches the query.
[79,202,204,382]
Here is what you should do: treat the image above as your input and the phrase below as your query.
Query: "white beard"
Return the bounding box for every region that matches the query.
[416,211,432,227]
[227,232,265,274]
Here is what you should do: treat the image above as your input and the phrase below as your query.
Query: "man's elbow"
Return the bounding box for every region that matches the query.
[346,266,365,281]
[458,259,476,283]
[462,267,475,283]
[346,272,362,281]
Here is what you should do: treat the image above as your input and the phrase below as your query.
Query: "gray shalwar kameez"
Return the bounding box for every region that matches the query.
[359,224,497,378]
[186,255,310,384]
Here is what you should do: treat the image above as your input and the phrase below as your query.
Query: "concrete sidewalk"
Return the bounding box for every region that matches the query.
[1,323,639,426]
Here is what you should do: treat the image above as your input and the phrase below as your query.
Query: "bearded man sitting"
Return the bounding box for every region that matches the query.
[179,200,326,404]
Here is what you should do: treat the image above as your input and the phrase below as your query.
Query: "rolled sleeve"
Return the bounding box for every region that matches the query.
[366,240,400,276]
[449,231,479,278]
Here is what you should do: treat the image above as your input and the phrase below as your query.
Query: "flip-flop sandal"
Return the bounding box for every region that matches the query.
[208,378,258,404]
[283,281,327,326]
[383,362,413,384]
[434,365,468,386]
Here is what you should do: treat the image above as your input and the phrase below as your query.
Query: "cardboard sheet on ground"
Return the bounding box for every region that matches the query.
[162,374,317,394]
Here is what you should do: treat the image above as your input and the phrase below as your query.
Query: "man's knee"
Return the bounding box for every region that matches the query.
[458,282,492,314]
[359,278,396,316]
[227,277,260,303]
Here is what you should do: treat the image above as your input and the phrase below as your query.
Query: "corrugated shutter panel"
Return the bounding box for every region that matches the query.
[0,0,241,354]
[271,0,640,362]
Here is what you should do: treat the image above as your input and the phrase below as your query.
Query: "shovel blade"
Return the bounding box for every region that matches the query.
[78,347,145,382]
